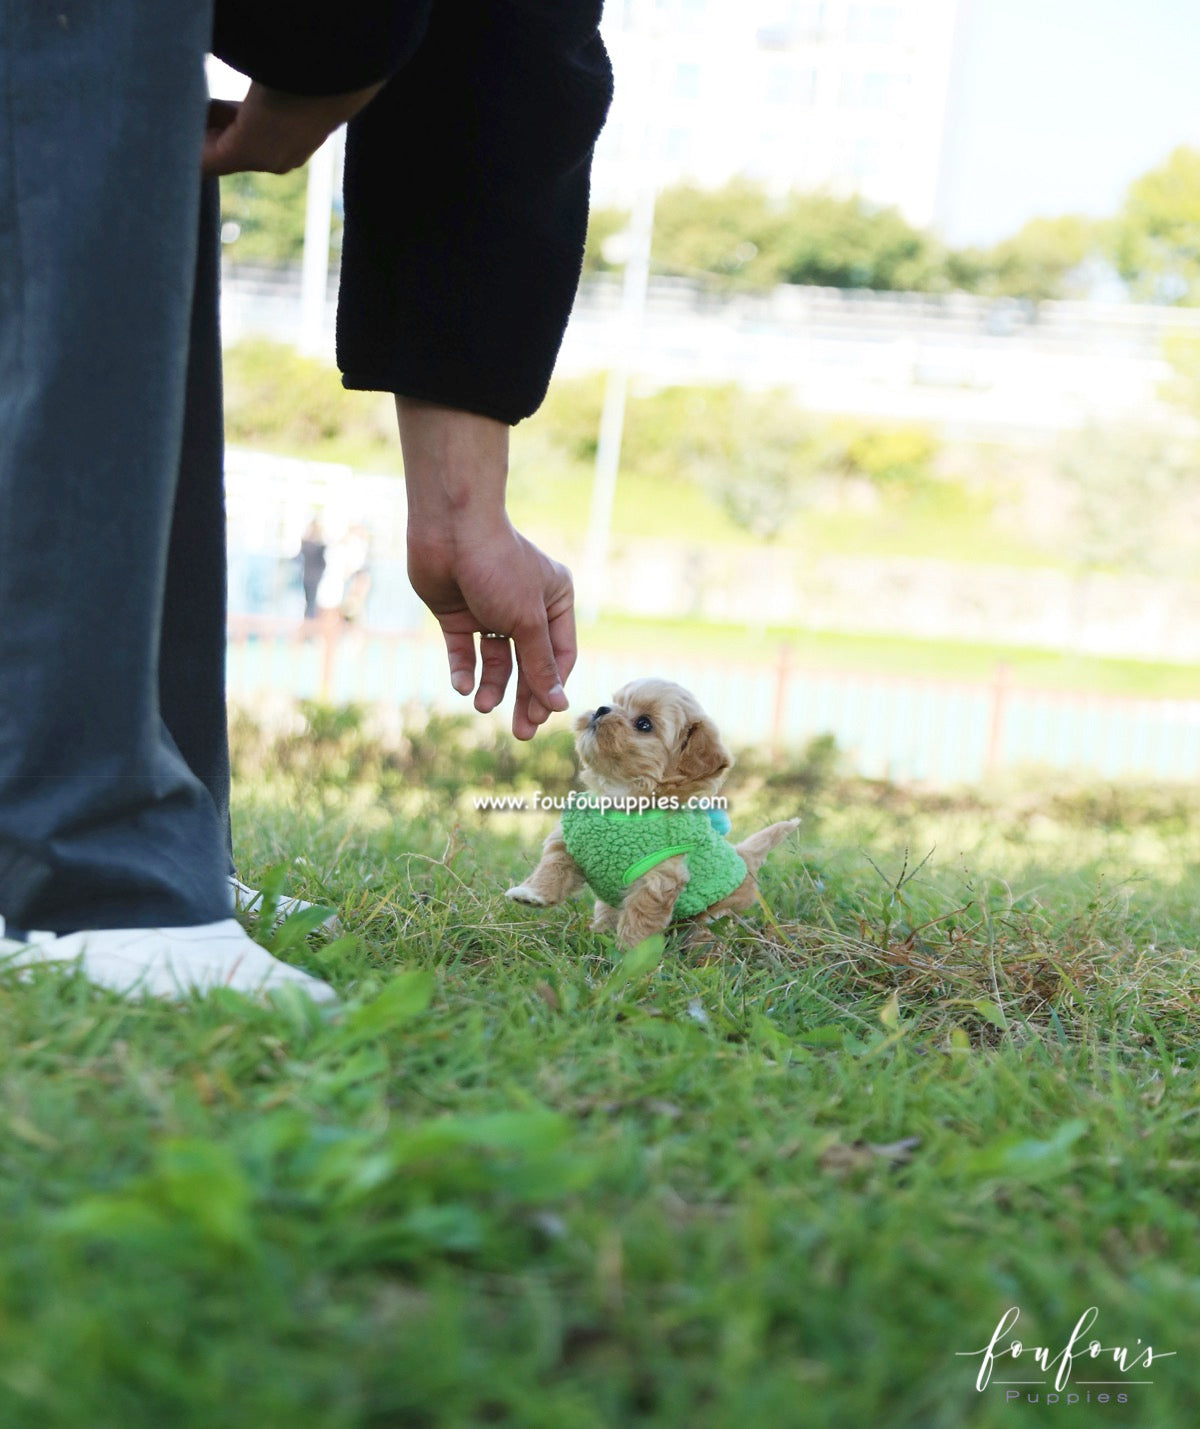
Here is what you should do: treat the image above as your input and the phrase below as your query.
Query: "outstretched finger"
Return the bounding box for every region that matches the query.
[475,633,513,713]
[524,579,577,728]
[200,117,240,177]
[440,626,477,698]
[547,595,577,688]
[205,99,241,137]
[516,626,567,715]
[511,665,542,742]
[511,633,567,742]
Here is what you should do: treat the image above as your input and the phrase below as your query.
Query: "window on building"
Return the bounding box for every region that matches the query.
[665,127,691,165]
[841,71,904,108]
[675,62,701,99]
[756,24,793,52]
[806,1,829,39]
[745,142,778,182]
[852,138,882,177]
[756,2,827,48]
[594,121,622,160]
[861,72,892,108]
[847,4,899,45]
[766,65,817,106]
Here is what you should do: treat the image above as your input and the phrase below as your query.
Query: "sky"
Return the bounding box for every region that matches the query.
[940,0,1200,245]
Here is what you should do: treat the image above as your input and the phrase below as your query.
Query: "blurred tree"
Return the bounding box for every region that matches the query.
[214,146,1199,304]
[219,169,341,265]
[1110,146,1200,303]
[223,338,394,455]
[677,387,827,539]
[648,180,782,289]
[1160,330,1200,416]
[536,374,607,461]
[837,424,940,497]
[954,215,1100,303]
[582,205,632,276]
[1056,423,1194,576]
[647,181,946,293]
[771,191,946,292]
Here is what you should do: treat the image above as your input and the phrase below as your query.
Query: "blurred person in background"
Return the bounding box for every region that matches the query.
[0,1,611,999]
[338,525,372,626]
[299,516,328,621]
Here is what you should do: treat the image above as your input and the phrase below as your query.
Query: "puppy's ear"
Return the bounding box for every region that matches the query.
[672,717,732,790]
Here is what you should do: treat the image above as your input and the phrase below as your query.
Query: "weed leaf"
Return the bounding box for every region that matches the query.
[963,1118,1090,1181]
[599,934,665,997]
[338,970,435,1044]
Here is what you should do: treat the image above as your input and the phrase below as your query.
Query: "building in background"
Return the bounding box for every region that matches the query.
[592,0,963,230]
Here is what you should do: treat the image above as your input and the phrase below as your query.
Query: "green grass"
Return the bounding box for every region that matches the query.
[799,503,1058,568]
[504,453,1060,569]
[220,339,1200,701]
[508,472,1064,574]
[219,339,1073,568]
[3,714,1200,1425]
[507,461,758,549]
[583,613,1200,699]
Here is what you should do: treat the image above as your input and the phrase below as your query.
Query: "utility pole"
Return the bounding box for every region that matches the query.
[299,131,340,357]
[580,0,674,624]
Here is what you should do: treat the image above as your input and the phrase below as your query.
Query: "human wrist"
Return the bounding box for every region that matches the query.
[396,397,511,544]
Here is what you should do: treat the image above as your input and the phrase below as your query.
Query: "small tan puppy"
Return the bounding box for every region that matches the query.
[506,678,798,949]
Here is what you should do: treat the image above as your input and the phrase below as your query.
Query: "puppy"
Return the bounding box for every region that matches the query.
[506,678,798,949]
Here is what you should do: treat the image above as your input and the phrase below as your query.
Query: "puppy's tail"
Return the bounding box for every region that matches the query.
[734,819,800,876]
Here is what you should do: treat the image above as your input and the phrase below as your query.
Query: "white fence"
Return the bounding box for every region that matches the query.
[223,266,1200,436]
[227,620,1200,786]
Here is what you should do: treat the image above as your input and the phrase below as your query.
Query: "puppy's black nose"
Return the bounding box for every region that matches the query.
[591,706,611,724]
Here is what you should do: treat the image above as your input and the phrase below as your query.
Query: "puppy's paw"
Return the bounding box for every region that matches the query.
[591,901,619,933]
[505,884,547,906]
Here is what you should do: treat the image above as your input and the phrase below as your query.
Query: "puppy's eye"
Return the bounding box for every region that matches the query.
[634,715,654,733]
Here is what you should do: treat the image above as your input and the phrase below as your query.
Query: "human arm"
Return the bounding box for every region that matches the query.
[211,1,432,96]
[398,399,574,741]
[201,82,385,177]
[205,0,432,174]
[339,6,610,733]
[337,0,613,422]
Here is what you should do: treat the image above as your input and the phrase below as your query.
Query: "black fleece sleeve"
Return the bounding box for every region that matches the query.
[211,2,432,95]
[335,0,614,424]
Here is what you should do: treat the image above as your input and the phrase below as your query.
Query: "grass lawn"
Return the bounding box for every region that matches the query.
[504,456,1059,570]
[3,715,1200,1426]
[583,614,1200,700]
[220,341,1200,702]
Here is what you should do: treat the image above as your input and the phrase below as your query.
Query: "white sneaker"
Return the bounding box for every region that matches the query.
[229,876,342,934]
[0,916,337,1004]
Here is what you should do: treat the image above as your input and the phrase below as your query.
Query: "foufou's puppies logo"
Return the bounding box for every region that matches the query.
[957,1307,1173,1399]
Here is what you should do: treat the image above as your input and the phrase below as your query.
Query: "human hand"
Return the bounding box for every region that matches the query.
[201,80,384,176]
[407,524,575,741]
[397,399,575,741]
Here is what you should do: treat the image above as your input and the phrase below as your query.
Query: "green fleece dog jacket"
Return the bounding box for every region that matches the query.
[561,801,747,919]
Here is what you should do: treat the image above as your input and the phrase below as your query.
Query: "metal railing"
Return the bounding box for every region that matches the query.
[227,617,1200,786]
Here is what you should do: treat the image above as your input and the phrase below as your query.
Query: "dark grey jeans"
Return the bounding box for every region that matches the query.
[0,1,233,933]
